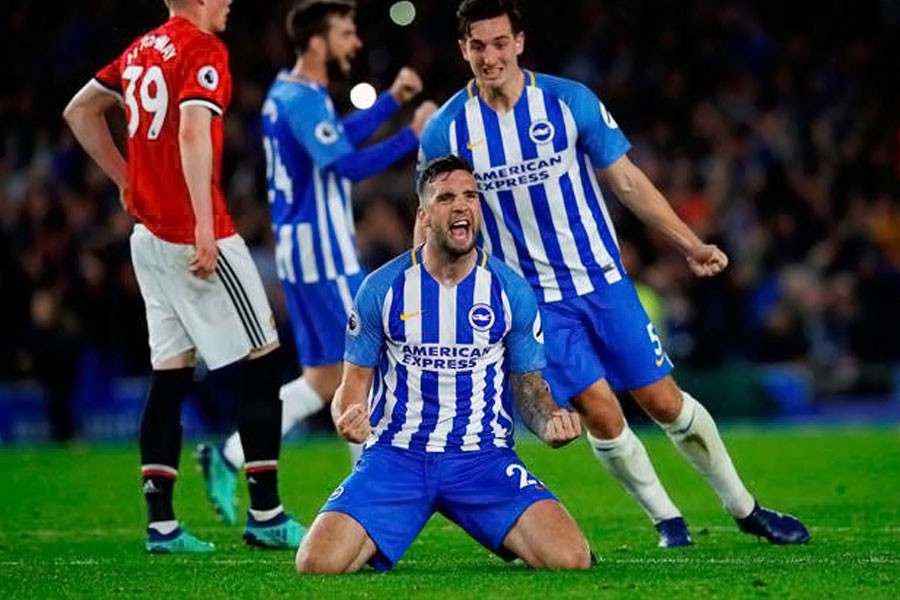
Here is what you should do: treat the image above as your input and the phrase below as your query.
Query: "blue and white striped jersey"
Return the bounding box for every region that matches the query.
[418,70,630,304]
[262,71,360,284]
[345,246,546,453]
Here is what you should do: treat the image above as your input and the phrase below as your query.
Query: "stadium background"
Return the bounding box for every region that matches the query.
[1,0,899,444]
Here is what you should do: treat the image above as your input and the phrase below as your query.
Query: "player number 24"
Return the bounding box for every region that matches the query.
[122,65,168,140]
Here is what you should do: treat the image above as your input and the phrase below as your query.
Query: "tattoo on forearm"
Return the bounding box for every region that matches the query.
[510,371,556,435]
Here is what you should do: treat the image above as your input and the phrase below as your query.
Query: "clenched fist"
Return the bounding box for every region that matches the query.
[686,243,728,277]
[335,402,370,443]
[390,67,423,104]
[541,409,581,448]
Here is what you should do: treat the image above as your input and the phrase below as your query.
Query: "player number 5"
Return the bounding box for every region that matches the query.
[646,323,663,357]
[122,65,169,140]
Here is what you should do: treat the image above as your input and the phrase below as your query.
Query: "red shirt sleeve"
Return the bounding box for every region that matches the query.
[94,56,123,96]
[177,36,230,116]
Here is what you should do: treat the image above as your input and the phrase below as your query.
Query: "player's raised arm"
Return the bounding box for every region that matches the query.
[510,371,581,448]
[599,155,728,278]
[331,362,373,443]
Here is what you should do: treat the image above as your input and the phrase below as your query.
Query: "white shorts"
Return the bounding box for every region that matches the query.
[130,224,279,370]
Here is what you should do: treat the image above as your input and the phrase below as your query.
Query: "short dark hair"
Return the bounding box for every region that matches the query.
[286,0,356,52]
[417,155,475,202]
[456,0,522,38]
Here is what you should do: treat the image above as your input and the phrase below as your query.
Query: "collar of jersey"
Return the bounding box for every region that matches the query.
[466,68,535,100]
[276,69,323,92]
[412,244,488,285]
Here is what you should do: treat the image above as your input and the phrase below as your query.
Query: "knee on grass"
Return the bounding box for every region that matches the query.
[295,546,357,575]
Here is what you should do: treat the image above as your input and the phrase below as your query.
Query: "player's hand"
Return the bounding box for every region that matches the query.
[335,403,370,443]
[389,67,423,104]
[410,101,437,136]
[190,225,219,279]
[685,243,728,277]
[541,409,581,448]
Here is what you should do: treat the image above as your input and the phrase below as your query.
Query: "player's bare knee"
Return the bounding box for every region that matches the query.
[554,544,592,570]
[528,542,591,570]
[304,363,343,401]
[577,401,625,439]
[572,381,626,438]
[295,545,342,575]
[631,376,684,424]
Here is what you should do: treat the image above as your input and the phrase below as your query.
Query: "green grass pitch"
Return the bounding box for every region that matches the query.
[1,427,898,598]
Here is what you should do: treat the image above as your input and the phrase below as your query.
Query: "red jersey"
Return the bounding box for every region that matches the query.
[95,16,236,243]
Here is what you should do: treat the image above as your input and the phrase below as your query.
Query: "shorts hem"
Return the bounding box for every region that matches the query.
[611,364,673,393]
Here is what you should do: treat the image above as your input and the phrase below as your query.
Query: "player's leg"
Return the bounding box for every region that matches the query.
[295,512,377,574]
[182,234,304,547]
[279,273,365,463]
[541,296,689,547]
[211,272,362,486]
[631,376,810,544]
[237,343,305,548]
[203,360,340,525]
[130,226,213,553]
[300,445,434,573]
[570,380,689,547]
[501,499,591,569]
[142,355,214,553]
[219,362,341,468]
[438,450,590,569]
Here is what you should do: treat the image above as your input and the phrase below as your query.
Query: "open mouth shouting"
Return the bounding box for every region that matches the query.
[448,217,472,243]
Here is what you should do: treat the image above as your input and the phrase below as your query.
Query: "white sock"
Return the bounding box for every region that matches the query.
[221,431,245,469]
[587,426,681,523]
[220,377,326,469]
[659,393,755,519]
[148,520,179,535]
[348,442,363,466]
[280,377,326,428]
[248,504,284,522]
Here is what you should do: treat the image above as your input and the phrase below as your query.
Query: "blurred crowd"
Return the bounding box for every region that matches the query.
[2,0,899,439]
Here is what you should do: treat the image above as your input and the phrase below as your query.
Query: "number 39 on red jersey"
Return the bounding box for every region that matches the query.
[92,16,235,244]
